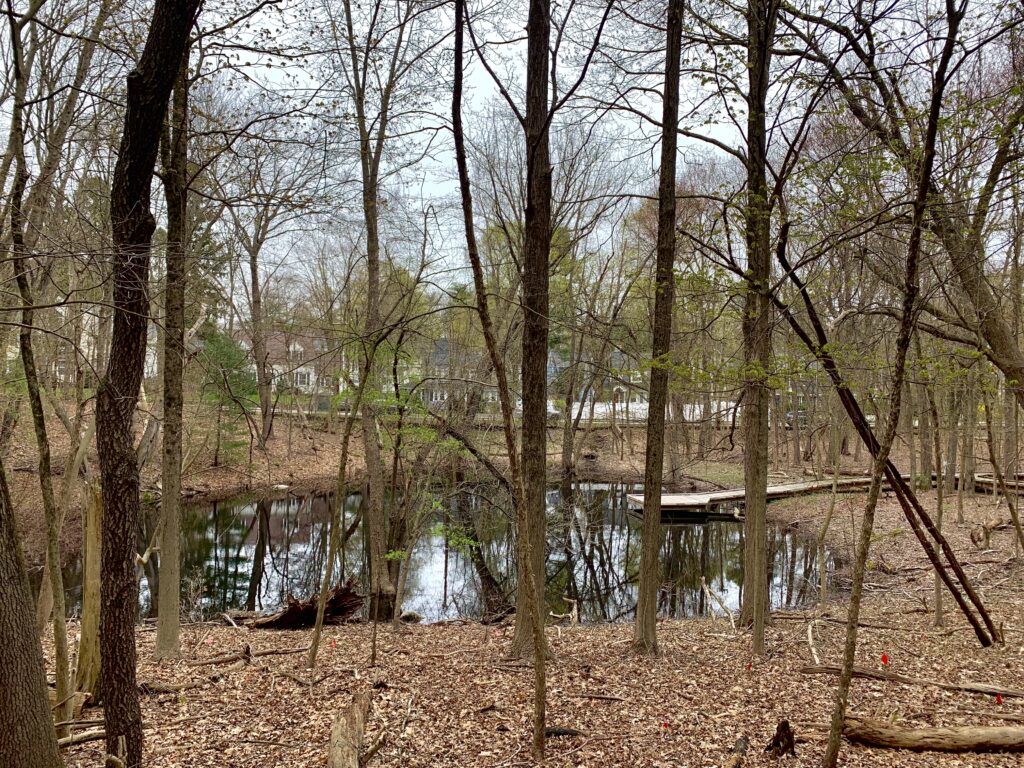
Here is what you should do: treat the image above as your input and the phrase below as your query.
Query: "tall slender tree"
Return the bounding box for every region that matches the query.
[633,0,684,655]
[3,0,73,730]
[452,0,549,752]
[97,0,200,762]
[155,49,190,660]
[510,0,554,682]
[738,0,780,656]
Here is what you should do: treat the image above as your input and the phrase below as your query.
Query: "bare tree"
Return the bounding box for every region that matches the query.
[318,0,446,620]
[155,49,190,660]
[737,0,781,657]
[97,0,200,763]
[633,0,683,656]
[3,0,73,731]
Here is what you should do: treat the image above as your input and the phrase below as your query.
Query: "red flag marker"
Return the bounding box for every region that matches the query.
[996,693,1004,705]
[881,653,889,666]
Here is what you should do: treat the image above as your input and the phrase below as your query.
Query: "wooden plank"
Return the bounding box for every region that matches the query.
[627,476,889,512]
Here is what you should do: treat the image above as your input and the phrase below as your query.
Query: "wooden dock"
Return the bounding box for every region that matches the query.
[943,472,1024,495]
[629,471,1023,523]
[627,476,886,513]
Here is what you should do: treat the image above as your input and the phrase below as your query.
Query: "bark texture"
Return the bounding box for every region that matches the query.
[75,484,102,695]
[327,693,371,768]
[98,1,199,763]
[844,716,1024,752]
[633,0,683,655]
[156,51,190,660]
[510,0,552,663]
[0,455,62,768]
[739,0,778,655]
[511,0,554,757]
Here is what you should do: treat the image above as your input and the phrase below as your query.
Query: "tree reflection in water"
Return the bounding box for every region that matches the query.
[54,482,833,622]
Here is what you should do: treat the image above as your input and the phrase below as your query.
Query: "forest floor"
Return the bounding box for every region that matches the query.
[51,486,1024,767]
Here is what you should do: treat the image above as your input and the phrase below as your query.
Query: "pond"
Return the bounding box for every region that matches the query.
[53,482,835,623]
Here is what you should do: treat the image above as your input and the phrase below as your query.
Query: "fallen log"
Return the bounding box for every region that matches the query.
[328,692,371,768]
[253,581,363,629]
[57,728,105,748]
[139,674,223,695]
[844,715,1024,752]
[183,644,309,666]
[801,664,1024,699]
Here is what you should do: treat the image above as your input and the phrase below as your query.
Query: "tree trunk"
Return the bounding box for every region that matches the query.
[944,383,959,493]
[5,7,73,733]
[75,484,102,696]
[155,50,190,661]
[97,2,199,763]
[308,368,372,667]
[353,63,395,627]
[453,0,543,751]
[903,381,917,488]
[633,0,683,656]
[248,245,274,447]
[12,141,74,742]
[1003,387,1018,481]
[739,0,777,656]
[0,454,62,768]
[918,382,933,491]
[920,364,945,628]
[510,0,553,757]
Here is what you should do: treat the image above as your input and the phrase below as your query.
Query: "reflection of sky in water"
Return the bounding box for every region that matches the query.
[56,483,832,623]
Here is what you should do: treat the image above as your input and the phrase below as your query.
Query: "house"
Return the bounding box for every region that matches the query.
[418,337,500,411]
[234,328,348,396]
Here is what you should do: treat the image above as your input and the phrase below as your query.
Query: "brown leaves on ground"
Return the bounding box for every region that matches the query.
[57,577,1024,767]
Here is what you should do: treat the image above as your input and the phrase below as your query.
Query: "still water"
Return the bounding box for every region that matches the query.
[56,483,833,623]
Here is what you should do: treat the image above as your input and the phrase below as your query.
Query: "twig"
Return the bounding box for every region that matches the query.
[50,691,80,711]
[802,664,1024,698]
[395,694,416,760]
[237,738,297,748]
[701,576,736,630]
[360,732,387,765]
[566,692,626,702]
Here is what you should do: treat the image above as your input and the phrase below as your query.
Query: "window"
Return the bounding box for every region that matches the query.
[294,370,310,388]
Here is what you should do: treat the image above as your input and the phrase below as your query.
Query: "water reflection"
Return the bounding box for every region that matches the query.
[56,482,833,623]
